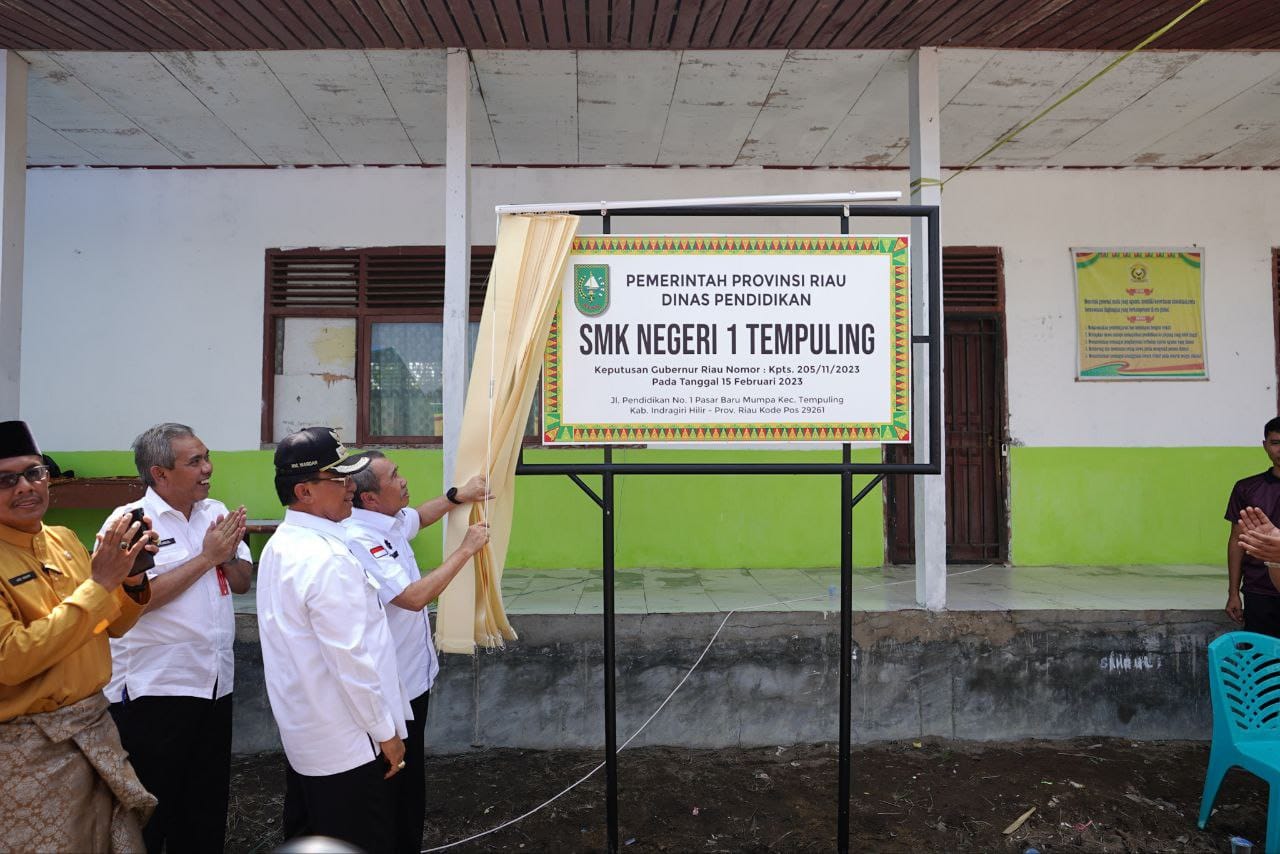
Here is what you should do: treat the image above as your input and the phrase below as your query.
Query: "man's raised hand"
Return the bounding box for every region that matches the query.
[461,522,490,558]
[1239,506,1280,562]
[458,475,494,504]
[202,506,247,566]
[91,511,156,592]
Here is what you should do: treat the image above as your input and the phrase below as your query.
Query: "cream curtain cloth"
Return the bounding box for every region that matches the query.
[435,213,579,653]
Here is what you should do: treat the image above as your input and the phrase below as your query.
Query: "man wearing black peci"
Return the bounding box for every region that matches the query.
[0,420,157,851]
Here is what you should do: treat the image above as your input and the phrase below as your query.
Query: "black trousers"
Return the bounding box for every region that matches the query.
[284,754,395,854]
[396,690,431,854]
[109,693,233,854]
[1245,592,1280,638]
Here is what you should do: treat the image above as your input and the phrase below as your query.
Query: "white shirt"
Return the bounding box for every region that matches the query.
[100,488,251,702]
[344,507,439,700]
[257,509,411,777]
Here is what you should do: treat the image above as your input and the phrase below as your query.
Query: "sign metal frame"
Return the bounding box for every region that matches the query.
[513,202,942,854]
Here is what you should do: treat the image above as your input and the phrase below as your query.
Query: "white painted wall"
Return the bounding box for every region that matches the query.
[23,166,446,451]
[944,169,1280,448]
[20,166,1280,450]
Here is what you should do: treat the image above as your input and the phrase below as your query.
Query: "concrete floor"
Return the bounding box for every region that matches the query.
[233,564,1225,615]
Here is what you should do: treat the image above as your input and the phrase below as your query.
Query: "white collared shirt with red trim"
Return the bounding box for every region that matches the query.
[99,488,251,703]
[343,507,438,700]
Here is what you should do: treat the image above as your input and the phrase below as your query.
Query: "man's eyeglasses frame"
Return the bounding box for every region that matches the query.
[303,474,350,487]
[0,465,52,490]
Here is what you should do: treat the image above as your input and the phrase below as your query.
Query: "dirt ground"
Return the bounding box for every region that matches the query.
[225,739,1264,853]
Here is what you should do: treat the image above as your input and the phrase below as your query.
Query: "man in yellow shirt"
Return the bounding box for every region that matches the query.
[0,420,158,851]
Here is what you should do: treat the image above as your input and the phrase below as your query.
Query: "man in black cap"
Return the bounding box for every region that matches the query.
[257,427,410,854]
[0,420,159,851]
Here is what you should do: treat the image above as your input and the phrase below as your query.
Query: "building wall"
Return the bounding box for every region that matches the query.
[21,166,1280,566]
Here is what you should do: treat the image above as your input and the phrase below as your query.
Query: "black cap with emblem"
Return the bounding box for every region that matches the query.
[0,421,40,460]
[273,427,370,477]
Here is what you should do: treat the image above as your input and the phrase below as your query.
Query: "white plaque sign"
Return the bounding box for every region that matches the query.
[543,235,910,444]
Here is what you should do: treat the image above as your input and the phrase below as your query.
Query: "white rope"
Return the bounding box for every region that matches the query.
[421,563,993,852]
[470,226,499,651]
[485,226,497,523]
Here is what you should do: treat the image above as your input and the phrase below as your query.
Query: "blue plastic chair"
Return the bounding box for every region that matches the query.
[1201,631,1280,851]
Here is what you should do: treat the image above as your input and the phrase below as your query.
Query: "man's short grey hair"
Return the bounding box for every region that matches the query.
[349,451,387,508]
[133,423,196,486]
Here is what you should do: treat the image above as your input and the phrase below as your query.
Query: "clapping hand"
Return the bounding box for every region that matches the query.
[201,506,248,566]
[1239,506,1280,562]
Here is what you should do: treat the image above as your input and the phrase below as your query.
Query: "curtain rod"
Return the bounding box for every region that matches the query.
[494,191,902,215]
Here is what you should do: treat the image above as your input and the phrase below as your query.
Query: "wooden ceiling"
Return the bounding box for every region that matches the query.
[2,0,1278,52]
[25,48,1280,168]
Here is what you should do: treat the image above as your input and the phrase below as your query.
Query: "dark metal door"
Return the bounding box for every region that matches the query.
[886,249,1008,564]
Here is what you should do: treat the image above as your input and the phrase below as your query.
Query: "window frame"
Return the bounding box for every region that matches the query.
[261,246,493,447]
[1273,248,1280,416]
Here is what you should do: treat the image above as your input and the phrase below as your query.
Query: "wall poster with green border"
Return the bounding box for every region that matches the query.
[1073,247,1207,380]
[543,235,911,444]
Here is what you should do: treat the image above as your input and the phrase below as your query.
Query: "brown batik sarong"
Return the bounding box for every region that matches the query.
[0,692,156,853]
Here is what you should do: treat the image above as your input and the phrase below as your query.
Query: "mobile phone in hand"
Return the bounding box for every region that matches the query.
[127,507,155,576]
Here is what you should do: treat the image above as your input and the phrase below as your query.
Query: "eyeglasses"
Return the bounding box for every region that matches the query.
[0,465,51,490]
[304,475,350,487]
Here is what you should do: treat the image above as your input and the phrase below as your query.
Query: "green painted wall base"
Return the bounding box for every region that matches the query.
[1008,446,1259,565]
[45,446,1258,569]
[44,447,885,570]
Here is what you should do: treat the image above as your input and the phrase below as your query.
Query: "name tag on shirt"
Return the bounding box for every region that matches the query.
[157,537,176,548]
[8,570,36,586]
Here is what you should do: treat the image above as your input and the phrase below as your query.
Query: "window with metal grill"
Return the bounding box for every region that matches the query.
[262,246,500,445]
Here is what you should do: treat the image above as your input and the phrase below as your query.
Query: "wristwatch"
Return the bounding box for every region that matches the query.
[446,487,463,505]
[122,575,150,595]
